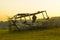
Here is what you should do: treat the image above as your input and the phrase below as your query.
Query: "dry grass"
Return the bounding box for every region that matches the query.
[0,28,60,40]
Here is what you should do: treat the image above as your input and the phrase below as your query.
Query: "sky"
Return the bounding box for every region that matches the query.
[0,0,60,21]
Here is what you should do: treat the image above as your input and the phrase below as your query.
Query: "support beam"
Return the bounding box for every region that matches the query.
[42,12,45,19]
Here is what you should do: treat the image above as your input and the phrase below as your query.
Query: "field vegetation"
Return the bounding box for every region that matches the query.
[0,27,60,40]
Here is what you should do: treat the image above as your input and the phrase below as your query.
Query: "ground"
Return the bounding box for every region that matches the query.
[0,28,60,40]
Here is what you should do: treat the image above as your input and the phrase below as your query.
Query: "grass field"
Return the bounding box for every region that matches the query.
[0,28,60,40]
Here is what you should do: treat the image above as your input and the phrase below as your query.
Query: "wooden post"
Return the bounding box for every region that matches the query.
[42,12,45,19]
[45,11,49,20]
[29,15,31,21]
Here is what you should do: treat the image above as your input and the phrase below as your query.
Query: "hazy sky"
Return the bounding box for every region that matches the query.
[0,0,60,21]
